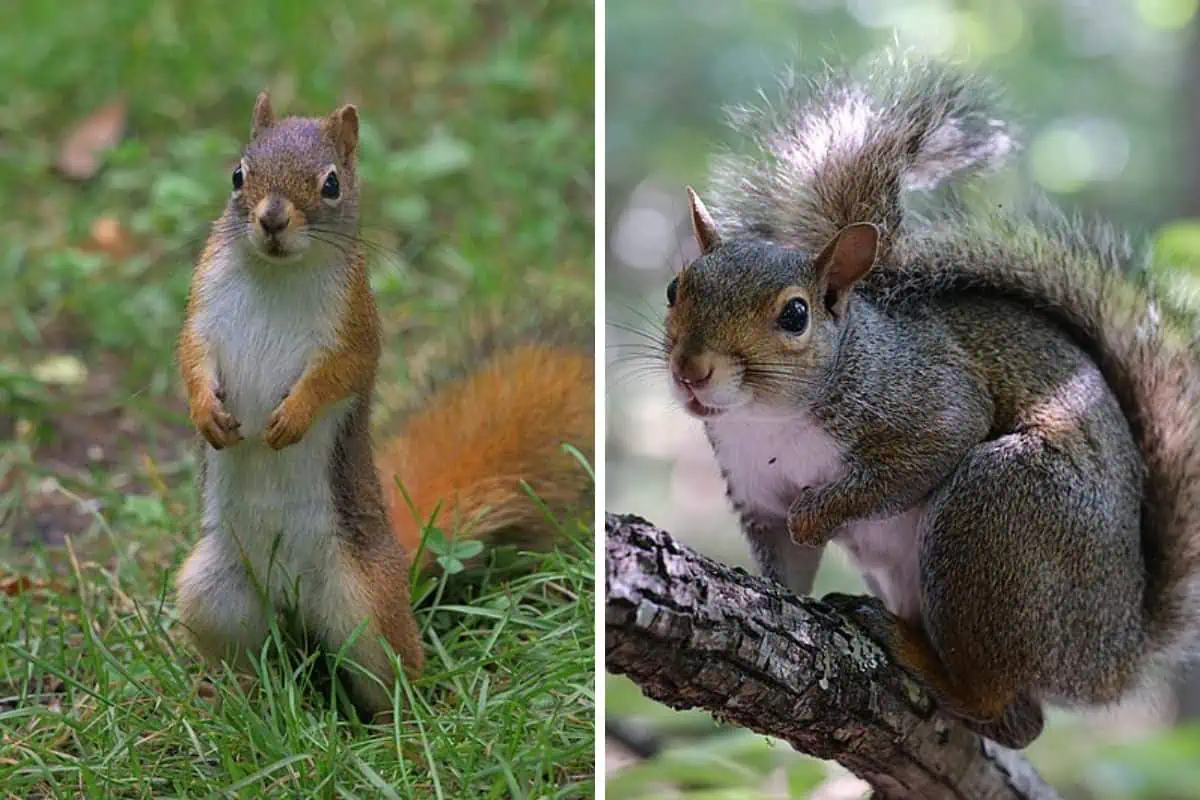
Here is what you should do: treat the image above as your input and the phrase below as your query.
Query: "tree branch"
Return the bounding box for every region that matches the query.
[604,512,1060,800]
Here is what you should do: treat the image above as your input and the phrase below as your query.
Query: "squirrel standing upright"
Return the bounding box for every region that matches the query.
[664,54,1200,748]
[174,93,593,718]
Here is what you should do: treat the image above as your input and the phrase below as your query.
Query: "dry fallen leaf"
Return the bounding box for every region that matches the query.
[87,215,133,259]
[0,575,35,597]
[56,97,127,181]
[32,354,88,386]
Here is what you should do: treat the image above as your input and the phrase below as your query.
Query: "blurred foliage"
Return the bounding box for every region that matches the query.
[607,0,1190,231]
[0,0,594,403]
[0,0,595,796]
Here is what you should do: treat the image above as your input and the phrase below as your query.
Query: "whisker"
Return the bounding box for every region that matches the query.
[317,230,410,266]
[607,357,668,374]
[610,300,668,335]
[608,361,667,376]
[606,317,666,339]
[606,344,665,357]
[307,228,411,273]
[606,369,670,397]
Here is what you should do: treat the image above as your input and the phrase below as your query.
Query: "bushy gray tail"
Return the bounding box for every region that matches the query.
[707,52,1019,259]
[871,204,1200,676]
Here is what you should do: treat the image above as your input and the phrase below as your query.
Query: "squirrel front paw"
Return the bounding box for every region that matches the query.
[264,396,313,450]
[787,490,835,546]
[190,391,243,450]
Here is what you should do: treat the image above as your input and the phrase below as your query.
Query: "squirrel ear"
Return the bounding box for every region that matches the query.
[251,91,274,140]
[814,222,879,311]
[686,186,721,254]
[327,104,360,161]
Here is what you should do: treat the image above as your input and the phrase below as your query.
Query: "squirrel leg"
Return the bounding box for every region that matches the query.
[914,430,1141,748]
[264,340,377,451]
[175,533,270,671]
[741,511,826,595]
[312,533,424,720]
[179,325,242,450]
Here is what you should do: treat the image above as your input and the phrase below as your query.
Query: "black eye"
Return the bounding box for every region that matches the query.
[666,277,678,307]
[321,171,340,200]
[777,297,809,334]
[232,164,244,191]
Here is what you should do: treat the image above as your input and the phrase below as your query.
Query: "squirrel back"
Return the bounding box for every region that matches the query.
[681,51,1200,741]
[376,307,594,568]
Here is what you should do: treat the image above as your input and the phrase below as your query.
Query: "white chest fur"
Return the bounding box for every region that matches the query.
[706,407,845,519]
[192,245,352,603]
[707,406,925,621]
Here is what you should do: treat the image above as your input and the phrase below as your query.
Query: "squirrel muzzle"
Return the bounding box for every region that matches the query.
[249,194,306,261]
[668,348,744,418]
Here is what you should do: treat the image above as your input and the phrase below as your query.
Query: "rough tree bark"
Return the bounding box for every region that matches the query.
[604,512,1061,800]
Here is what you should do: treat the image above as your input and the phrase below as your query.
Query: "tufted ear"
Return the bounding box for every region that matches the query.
[814,222,879,317]
[326,104,359,161]
[686,186,721,255]
[251,91,274,140]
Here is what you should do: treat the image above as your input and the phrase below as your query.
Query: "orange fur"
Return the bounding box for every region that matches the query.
[179,237,243,450]
[377,343,594,565]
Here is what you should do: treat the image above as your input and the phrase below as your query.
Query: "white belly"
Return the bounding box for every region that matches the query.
[194,251,349,603]
[201,407,350,602]
[708,406,925,620]
[837,508,925,622]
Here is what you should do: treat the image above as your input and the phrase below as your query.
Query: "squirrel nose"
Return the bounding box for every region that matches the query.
[256,196,291,235]
[673,358,714,389]
[259,213,289,235]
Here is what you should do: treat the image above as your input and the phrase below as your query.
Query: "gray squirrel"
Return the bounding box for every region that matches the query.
[662,53,1200,748]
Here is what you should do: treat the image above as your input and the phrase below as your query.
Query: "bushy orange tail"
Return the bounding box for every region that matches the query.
[376,340,594,570]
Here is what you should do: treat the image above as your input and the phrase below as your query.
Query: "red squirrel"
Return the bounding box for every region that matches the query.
[174,92,593,718]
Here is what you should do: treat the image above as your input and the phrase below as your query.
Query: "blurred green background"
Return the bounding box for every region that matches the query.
[0,0,595,796]
[605,0,1200,797]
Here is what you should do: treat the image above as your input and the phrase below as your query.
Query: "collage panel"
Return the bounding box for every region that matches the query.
[604,0,1200,797]
[1,1,596,797]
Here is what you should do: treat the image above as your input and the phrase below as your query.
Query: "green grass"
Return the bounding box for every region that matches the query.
[2,529,594,798]
[0,0,594,796]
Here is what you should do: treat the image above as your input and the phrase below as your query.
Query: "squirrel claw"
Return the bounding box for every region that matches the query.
[820,592,894,646]
[821,592,1046,749]
[264,400,311,450]
[193,394,242,450]
[958,695,1045,750]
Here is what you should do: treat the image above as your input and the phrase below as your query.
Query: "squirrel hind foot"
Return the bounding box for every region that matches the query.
[820,591,1045,748]
[954,693,1045,750]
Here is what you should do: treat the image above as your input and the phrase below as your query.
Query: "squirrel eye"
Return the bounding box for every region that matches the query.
[232,164,244,191]
[666,277,678,307]
[321,171,340,200]
[777,297,809,335]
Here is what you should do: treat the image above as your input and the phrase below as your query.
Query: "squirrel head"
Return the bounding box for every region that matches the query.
[225,91,361,263]
[662,187,879,419]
